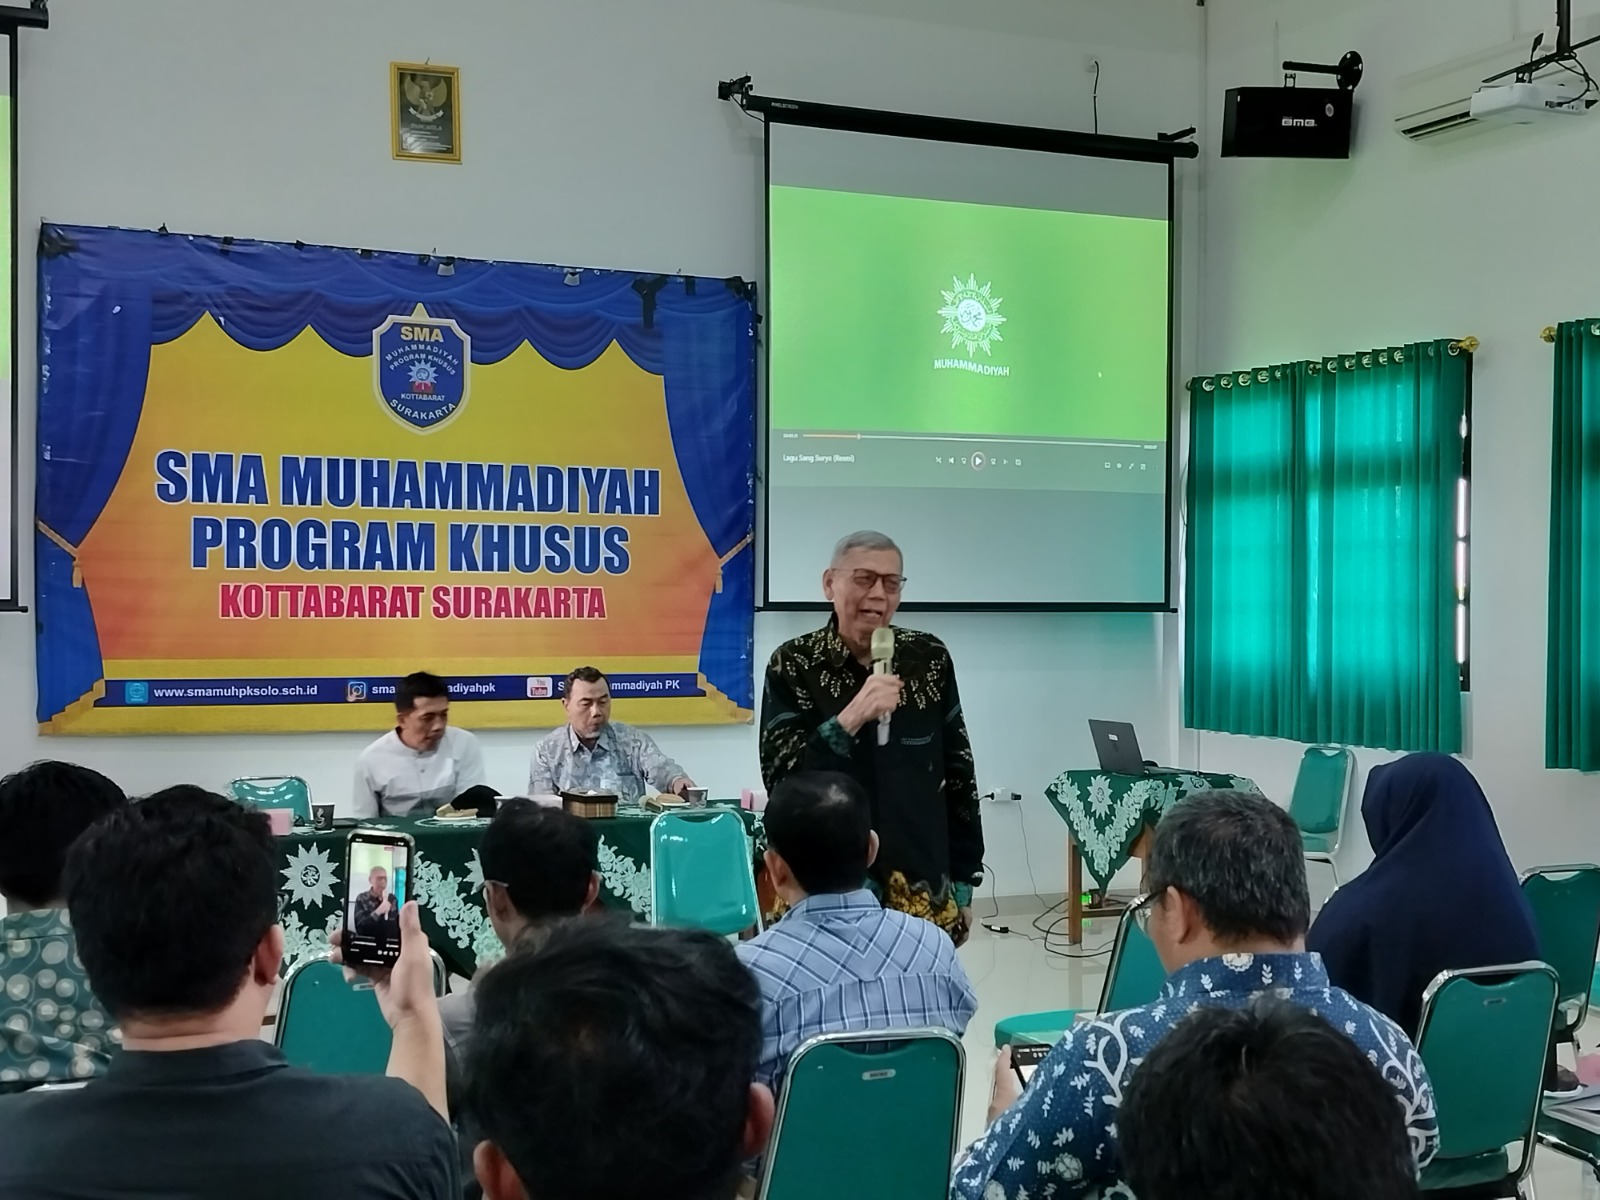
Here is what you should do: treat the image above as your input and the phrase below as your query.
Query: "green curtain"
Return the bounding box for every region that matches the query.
[1185,364,1298,735]
[1546,319,1600,770]
[1186,341,1468,753]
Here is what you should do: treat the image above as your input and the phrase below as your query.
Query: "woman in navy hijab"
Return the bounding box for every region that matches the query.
[1307,752,1540,1038]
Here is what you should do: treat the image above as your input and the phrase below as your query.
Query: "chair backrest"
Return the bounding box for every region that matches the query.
[1520,864,1600,1031]
[276,951,450,1074]
[1286,746,1352,836]
[231,776,312,824]
[276,956,391,1074]
[1414,962,1557,1173]
[759,1028,964,1200]
[649,810,759,936]
[1099,905,1169,1013]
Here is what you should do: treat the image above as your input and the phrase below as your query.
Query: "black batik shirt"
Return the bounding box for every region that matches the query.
[759,619,983,929]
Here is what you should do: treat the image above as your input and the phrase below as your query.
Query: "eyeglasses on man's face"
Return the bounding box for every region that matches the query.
[841,568,906,595]
[1130,891,1159,934]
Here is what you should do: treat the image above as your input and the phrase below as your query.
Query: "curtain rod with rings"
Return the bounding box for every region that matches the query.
[1186,337,1478,390]
[1542,324,1600,342]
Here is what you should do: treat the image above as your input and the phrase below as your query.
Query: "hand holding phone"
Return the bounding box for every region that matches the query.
[329,898,449,1122]
[332,900,435,1024]
[988,1047,1023,1127]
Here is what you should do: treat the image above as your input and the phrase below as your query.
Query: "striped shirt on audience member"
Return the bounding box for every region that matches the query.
[735,888,977,1092]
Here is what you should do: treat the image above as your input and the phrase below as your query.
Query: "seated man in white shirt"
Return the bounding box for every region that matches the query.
[528,666,695,804]
[354,672,487,818]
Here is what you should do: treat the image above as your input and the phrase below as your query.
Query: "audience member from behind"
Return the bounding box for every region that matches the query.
[0,761,125,1089]
[736,770,976,1091]
[1120,999,1419,1200]
[438,799,602,1052]
[952,791,1439,1200]
[0,787,457,1200]
[466,921,773,1200]
[1309,753,1539,1039]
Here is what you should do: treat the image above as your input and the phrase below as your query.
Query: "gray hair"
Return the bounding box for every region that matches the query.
[830,530,902,567]
[1146,791,1309,944]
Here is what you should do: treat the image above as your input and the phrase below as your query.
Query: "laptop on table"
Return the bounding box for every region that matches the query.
[1087,720,1183,777]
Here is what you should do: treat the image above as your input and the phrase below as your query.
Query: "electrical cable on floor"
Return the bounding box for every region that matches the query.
[980,859,1002,920]
[976,796,1115,959]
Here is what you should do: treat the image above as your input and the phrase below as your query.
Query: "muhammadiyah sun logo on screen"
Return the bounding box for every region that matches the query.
[372,305,472,432]
[937,274,1007,358]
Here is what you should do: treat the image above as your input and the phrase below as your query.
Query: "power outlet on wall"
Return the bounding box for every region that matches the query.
[983,787,1020,804]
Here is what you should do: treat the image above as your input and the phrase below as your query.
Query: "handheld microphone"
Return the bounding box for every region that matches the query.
[870,626,895,747]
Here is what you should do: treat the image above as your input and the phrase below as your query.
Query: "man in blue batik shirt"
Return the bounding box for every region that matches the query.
[952,791,1438,1200]
[528,667,694,804]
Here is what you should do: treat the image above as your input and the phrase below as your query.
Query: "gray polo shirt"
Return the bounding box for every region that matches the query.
[0,1040,457,1199]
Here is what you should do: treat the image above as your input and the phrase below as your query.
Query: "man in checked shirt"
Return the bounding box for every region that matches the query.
[734,770,977,1092]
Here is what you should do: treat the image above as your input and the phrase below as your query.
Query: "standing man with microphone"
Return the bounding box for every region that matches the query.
[760,531,984,944]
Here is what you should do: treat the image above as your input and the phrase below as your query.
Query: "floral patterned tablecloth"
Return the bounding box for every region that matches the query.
[1043,770,1260,890]
[274,807,763,978]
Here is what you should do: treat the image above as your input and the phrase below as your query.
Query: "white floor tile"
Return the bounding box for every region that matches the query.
[955,909,1114,1145]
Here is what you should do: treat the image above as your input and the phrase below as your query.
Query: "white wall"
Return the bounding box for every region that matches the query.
[1193,0,1600,876]
[5,0,1204,903]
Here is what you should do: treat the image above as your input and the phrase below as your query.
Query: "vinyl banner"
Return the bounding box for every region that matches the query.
[36,225,756,733]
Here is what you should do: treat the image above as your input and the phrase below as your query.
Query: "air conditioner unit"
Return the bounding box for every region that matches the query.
[1393,19,1600,140]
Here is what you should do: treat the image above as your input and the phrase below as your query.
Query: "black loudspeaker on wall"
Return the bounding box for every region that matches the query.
[1222,50,1362,159]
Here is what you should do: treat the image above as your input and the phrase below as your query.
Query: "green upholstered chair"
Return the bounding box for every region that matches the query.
[649,809,759,936]
[1286,746,1354,885]
[231,776,313,826]
[992,900,1167,1048]
[1519,864,1600,1045]
[758,1028,964,1200]
[1538,1109,1600,1192]
[1415,962,1558,1197]
[275,951,448,1074]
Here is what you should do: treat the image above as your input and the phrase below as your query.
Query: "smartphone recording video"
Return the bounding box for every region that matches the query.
[343,831,414,967]
[1011,1042,1051,1088]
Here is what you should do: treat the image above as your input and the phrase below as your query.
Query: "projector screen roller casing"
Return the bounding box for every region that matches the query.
[763,114,1175,611]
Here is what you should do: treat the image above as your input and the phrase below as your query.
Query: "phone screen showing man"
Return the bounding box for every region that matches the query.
[343,834,412,966]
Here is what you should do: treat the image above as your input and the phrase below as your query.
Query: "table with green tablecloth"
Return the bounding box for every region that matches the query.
[1043,769,1260,944]
[274,807,763,979]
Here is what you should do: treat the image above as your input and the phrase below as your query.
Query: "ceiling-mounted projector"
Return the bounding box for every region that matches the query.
[1468,79,1591,123]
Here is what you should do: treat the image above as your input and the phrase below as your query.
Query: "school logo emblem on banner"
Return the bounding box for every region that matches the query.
[372,308,471,431]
